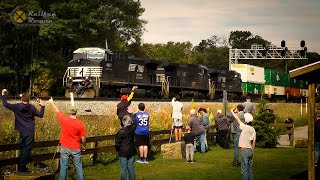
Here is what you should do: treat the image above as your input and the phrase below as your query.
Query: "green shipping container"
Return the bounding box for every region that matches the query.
[288,78,301,88]
[264,69,289,86]
[300,80,308,89]
[242,82,263,95]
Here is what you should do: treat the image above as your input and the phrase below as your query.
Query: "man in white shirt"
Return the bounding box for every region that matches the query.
[171,96,183,142]
[231,109,256,180]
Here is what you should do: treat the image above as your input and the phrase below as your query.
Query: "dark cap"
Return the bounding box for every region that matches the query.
[138,103,145,111]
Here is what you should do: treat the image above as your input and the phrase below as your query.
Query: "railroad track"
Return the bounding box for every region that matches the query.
[4,96,242,103]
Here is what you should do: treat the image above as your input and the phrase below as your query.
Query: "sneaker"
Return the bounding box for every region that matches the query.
[190,160,195,163]
[143,159,149,164]
[186,160,191,163]
[232,161,239,167]
[137,159,144,163]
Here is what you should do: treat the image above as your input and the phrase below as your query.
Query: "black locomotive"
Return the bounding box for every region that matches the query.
[63,47,243,99]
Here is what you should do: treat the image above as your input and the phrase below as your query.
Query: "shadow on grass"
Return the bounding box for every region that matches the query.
[289,170,307,180]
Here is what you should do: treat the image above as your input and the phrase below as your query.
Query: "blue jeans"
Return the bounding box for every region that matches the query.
[241,149,253,180]
[19,132,34,171]
[119,156,136,180]
[315,142,320,164]
[233,132,240,162]
[60,146,84,180]
[194,133,206,153]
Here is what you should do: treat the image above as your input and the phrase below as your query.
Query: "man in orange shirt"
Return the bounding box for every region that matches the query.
[48,97,86,180]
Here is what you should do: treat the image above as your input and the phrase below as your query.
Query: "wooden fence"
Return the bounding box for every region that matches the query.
[0,126,219,170]
[0,123,295,169]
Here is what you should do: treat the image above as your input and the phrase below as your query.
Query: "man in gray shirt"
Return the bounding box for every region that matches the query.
[243,96,254,113]
[228,104,246,166]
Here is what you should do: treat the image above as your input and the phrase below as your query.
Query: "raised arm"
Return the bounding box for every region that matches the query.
[33,98,45,118]
[48,97,60,113]
[231,108,241,125]
[1,89,16,111]
[127,86,138,101]
[171,97,176,106]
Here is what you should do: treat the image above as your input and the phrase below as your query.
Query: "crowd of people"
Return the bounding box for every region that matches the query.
[0,87,262,180]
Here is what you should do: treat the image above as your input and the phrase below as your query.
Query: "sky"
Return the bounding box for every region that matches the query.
[139,0,320,53]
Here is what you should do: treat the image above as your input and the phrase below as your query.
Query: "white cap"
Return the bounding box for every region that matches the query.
[217,109,222,114]
[190,109,196,115]
[244,113,253,123]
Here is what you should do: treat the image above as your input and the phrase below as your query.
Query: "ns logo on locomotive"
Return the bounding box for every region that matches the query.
[63,47,243,99]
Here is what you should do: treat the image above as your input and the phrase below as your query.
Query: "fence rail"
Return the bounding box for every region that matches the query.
[0,126,218,168]
[0,123,294,168]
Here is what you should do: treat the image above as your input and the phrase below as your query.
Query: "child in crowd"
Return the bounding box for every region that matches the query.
[134,103,150,163]
[184,126,195,163]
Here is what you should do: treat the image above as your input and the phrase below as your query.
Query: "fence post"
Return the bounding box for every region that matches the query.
[55,145,60,172]
[289,124,295,146]
[91,142,98,164]
[15,150,20,172]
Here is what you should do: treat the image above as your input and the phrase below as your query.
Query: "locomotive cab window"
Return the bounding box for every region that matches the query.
[88,53,104,59]
[128,64,137,72]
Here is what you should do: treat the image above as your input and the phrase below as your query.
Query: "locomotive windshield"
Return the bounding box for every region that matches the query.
[88,53,104,59]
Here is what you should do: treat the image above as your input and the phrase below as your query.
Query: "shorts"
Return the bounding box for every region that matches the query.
[173,118,183,127]
[135,134,149,146]
[174,126,183,129]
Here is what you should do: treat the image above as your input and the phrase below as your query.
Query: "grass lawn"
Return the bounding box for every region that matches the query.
[81,147,308,180]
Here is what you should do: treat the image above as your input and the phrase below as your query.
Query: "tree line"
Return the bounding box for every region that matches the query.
[0,0,319,96]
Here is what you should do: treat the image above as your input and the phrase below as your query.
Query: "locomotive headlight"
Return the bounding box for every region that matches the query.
[106,63,112,68]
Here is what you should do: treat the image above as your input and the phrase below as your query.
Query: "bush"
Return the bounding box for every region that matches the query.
[253,99,279,148]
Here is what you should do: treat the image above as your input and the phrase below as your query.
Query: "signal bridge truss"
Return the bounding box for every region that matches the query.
[229,44,307,70]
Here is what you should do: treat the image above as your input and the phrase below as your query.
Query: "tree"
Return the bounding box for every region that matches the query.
[253,99,279,148]
[142,41,197,64]
[194,35,230,69]
[0,0,146,95]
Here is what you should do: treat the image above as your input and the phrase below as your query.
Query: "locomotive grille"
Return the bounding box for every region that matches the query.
[67,66,103,77]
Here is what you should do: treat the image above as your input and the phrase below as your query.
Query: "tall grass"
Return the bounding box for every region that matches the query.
[0,100,308,146]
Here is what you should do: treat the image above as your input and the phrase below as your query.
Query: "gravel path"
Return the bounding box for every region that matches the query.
[277,126,308,147]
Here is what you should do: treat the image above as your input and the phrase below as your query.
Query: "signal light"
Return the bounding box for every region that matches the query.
[300,47,307,57]
[300,40,305,47]
[281,40,286,47]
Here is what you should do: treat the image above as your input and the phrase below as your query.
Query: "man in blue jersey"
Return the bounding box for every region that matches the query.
[134,103,150,164]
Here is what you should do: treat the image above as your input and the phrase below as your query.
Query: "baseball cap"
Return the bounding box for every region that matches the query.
[190,109,196,115]
[217,109,222,114]
[244,113,253,123]
[121,95,127,101]
[69,106,78,115]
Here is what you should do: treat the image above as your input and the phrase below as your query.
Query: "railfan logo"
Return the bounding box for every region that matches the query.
[10,7,56,26]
